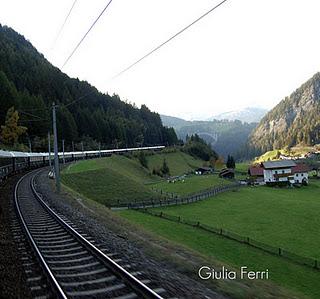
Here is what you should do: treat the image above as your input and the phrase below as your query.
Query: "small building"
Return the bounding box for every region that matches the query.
[248,165,264,184]
[292,164,309,184]
[219,168,235,179]
[262,160,296,185]
[195,166,213,175]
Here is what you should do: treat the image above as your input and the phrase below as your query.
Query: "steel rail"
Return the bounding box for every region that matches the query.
[16,169,164,298]
[14,171,68,299]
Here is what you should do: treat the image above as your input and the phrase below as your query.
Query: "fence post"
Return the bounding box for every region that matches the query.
[279,248,282,256]
[315,260,318,269]
[178,216,181,222]
[160,212,163,217]
[220,228,223,235]
[197,221,200,227]
[247,237,250,244]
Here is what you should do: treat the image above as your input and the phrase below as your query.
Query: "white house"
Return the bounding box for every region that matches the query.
[291,164,310,184]
[261,160,309,185]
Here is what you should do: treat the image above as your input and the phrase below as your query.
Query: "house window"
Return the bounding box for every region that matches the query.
[301,173,303,177]
[282,170,285,174]
[275,170,278,174]
[296,174,298,177]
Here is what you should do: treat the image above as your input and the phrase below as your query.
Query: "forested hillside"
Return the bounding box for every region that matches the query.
[248,72,320,155]
[0,25,177,151]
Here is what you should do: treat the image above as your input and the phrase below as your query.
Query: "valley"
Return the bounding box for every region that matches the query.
[60,149,320,299]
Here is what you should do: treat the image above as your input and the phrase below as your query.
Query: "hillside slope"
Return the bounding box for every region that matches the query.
[62,155,160,205]
[249,73,320,154]
[0,25,177,150]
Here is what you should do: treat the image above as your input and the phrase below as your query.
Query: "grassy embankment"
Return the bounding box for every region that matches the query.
[146,151,203,176]
[61,151,206,205]
[120,179,320,298]
[61,155,160,205]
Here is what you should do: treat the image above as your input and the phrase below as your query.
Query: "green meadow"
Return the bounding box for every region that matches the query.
[62,152,320,298]
[150,174,232,196]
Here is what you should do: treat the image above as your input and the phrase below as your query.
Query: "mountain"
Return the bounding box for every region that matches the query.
[209,107,268,123]
[160,114,189,130]
[161,115,257,159]
[248,73,320,154]
[0,25,177,151]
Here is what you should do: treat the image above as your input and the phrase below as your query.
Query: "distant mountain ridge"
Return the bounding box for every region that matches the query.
[248,72,320,154]
[209,107,268,123]
[161,115,257,159]
[160,114,189,129]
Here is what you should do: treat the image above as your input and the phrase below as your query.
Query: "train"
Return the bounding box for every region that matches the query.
[0,145,165,183]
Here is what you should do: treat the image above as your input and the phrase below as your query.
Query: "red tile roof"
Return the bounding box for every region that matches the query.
[249,166,264,176]
[292,164,310,174]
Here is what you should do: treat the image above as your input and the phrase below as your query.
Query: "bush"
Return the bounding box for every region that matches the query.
[138,151,148,169]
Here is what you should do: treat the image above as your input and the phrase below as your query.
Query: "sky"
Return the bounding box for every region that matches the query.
[1,0,320,120]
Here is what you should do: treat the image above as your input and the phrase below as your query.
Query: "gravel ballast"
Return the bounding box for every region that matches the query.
[0,175,32,299]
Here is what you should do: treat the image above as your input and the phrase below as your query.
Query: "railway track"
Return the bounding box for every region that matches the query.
[14,170,168,299]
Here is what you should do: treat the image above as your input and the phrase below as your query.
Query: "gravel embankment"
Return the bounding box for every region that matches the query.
[0,175,32,299]
[35,169,228,299]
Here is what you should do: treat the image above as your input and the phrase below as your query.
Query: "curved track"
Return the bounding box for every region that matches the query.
[14,170,166,299]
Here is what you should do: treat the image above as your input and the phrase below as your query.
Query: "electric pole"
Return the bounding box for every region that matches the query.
[48,131,52,168]
[28,137,32,153]
[81,142,84,159]
[62,139,65,164]
[52,102,60,193]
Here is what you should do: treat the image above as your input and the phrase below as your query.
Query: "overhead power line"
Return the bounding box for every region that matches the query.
[62,0,113,69]
[113,0,228,79]
[52,0,78,49]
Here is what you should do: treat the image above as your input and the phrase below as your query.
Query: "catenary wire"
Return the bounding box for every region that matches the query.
[52,0,78,49]
[61,0,113,68]
[113,0,228,79]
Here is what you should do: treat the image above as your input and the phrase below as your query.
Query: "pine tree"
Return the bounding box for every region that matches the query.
[138,151,148,169]
[161,159,170,176]
[226,155,235,169]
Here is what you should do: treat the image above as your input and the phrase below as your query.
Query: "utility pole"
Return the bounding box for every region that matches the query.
[52,102,60,193]
[62,139,65,164]
[72,141,75,161]
[81,142,84,159]
[28,137,32,153]
[48,131,52,168]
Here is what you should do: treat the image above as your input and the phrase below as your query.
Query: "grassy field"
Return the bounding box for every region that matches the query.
[150,179,320,259]
[235,162,250,173]
[120,209,320,299]
[147,151,203,176]
[62,155,161,205]
[61,151,320,297]
[61,151,206,205]
[151,174,233,196]
[119,179,320,298]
